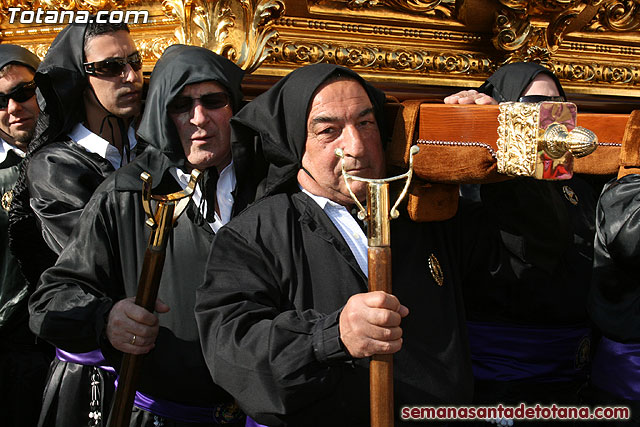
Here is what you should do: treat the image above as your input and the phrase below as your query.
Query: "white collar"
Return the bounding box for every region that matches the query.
[68,123,137,170]
[301,187,345,211]
[170,161,236,232]
[0,138,25,163]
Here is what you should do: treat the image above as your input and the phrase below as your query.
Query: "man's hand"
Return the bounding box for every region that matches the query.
[444,89,497,105]
[106,297,170,355]
[339,291,409,358]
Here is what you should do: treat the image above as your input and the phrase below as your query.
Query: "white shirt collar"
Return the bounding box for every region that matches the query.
[0,138,25,163]
[170,161,236,233]
[68,123,138,170]
[301,187,368,276]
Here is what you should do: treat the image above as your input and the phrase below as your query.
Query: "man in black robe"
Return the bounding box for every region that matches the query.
[9,22,144,427]
[445,63,597,409]
[588,158,640,422]
[0,43,52,427]
[29,44,251,426]
[195,64,493,426]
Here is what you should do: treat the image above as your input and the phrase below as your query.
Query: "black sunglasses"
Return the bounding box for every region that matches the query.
[84,52,142,77]
[167,92,230,114]
[0,80,37,109]
[518,95,566,103]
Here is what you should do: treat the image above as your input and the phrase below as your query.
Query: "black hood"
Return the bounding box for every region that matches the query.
[0,44,40,72]
[478,62,566,102]
[231,63,387,200]
[115,44,244,191]
[34,24,88,136]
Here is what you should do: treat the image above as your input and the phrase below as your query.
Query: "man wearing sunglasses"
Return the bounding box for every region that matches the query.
[9,21,143,427]
[444,63,598,416]
[30,45,255,426]
[0,44,53,427]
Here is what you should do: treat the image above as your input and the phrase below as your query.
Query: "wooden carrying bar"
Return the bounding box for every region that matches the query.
[387,102,635,222]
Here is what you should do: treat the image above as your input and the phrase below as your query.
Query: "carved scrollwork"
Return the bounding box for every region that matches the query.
[162,0,284,72]
[494,7,534,52]
[586,0,640,31]
[135,36,177,61]
[269,39,494,76]
[556,62,639,85]
[332,0,456,18]
[492,0,607,64]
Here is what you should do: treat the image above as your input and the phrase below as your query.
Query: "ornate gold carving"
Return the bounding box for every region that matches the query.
[554,62,640,86]
[491,0,622,63]
[162,0,284,72]
[343,0,456,17]
[497,101,582,179]
[497,102,540,176]
[269,39,494,75]
[587,0,640,32]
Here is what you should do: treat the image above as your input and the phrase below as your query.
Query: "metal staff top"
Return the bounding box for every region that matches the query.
[334,145,419,247]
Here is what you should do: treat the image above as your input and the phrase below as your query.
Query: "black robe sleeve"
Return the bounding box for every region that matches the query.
[26,141,113,254]
[590,174,640,342]
[28,188,119,352]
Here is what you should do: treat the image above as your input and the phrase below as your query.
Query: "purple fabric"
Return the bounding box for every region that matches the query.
[592,336,640,401]
[55,348,116,373]
[245,417,268,427]
[113,378,243,424]
[467,321,590,382]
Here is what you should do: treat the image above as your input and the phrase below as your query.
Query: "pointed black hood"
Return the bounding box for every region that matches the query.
[115,44,244,191]
[33,24,88,136]
[0,44,40,72]
[478,62,566,103]
[231,63,387,200]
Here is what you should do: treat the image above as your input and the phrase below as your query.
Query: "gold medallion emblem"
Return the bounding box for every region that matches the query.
[562,185,579,206]
[428,253,444,286]
[1,190,12,212]
[574,336,591,370]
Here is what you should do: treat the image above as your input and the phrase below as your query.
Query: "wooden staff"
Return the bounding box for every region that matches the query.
[336,146,418,427]
[108,169,201,427]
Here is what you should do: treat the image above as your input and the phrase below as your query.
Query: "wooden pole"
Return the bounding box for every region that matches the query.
[108,202,175,427]
[369,247,393,427]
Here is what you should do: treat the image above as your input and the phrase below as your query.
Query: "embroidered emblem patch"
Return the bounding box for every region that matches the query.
[562,185,579,206]
[1,190,12,212]
[428,253,444,286]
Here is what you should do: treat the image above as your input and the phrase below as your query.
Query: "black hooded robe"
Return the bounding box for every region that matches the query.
[8,24,140,427]
[588,174,640,422]
[462,62,598,407]
[195,64,495,426]
[0,44,52,427]
[29,44,249,427]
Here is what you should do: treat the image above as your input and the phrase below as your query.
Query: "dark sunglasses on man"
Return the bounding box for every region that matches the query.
[0,80,37,109]
[167,92,230,114]
[518,95,566,103]
[84,51,142,77]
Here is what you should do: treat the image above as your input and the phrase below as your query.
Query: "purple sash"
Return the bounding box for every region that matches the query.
[55,348,116,373]
[245,417,268,427]
[131,388,243,424]
[111,378,244,424]
[592,336,640,401]
[59,349,243,423]
[467,321,590,382]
